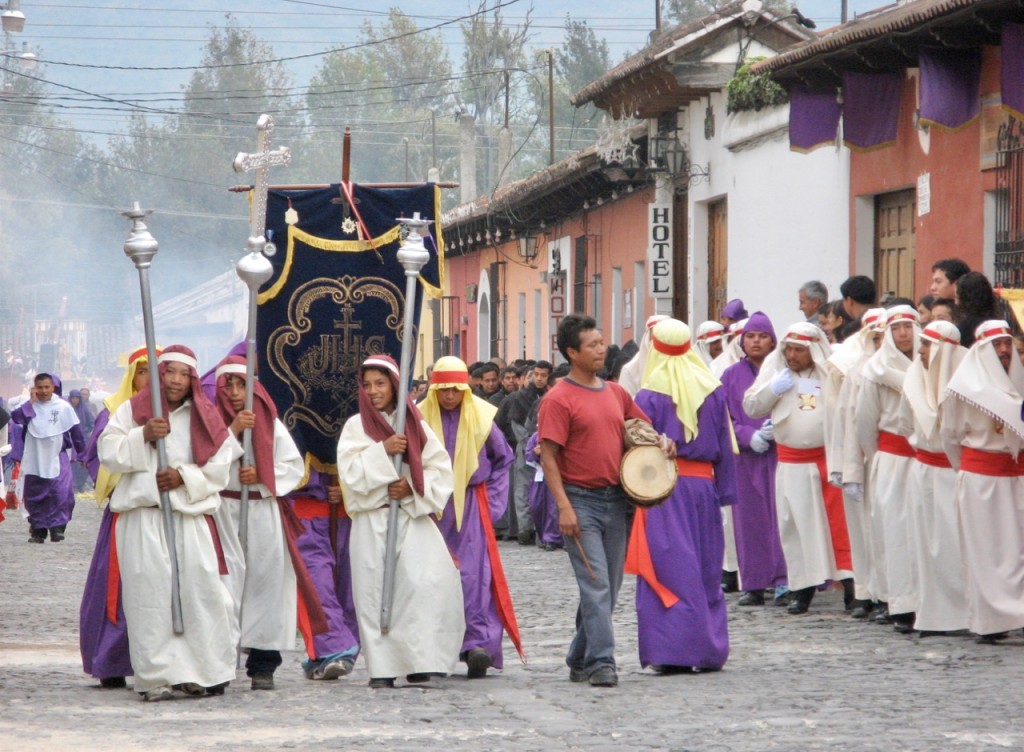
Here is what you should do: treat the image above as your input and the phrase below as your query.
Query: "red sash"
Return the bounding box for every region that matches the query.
[476,485,526,663]
[775,443,852,571]
[878,431,914,458]
[290,496,348,520]
[960,447,1024,477]
[915,449,952,469]
[676,458,715,479]
[106,512,121,624]
[624,507,680,608]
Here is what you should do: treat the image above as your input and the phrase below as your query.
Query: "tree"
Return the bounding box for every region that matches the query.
[304,9,455,185]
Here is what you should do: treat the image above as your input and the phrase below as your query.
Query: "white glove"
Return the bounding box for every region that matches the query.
[759,419,774,441]
[750,431,770,454]
[829,472,843,488]
[843,482,864,502]
[0,444,10,458]
[770,368,795,395]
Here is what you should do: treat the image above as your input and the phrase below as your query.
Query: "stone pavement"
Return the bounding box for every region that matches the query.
[1,499,1022,751]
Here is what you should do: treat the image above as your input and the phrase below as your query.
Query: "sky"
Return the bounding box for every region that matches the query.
[15,0,886,146]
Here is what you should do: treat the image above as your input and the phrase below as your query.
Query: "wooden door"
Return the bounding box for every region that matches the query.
[673,191,689,320]
[708,199,728,321]
[874,189,916,300]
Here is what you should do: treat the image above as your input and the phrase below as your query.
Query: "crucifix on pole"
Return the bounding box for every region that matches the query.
[230,114,291,554]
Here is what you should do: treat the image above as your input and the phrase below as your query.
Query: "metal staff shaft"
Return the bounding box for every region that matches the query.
[123,203,183,635]
[237,288,259,553]
[380,215,432,635]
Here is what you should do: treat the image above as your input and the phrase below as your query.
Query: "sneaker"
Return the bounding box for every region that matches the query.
[175,682,205,696]
[143,686,173,702]
[368,677,395,689]
[588,666,618,688]
[465,647,491,679]
[313,658,354,681]
[568,666,588,683]
[251,673,275,690]
[100,677,127,689]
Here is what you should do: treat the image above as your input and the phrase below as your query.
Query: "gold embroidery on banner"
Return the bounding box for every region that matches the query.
[267,275,404,438]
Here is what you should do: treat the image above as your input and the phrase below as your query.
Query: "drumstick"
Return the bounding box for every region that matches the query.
[572,534,597,582]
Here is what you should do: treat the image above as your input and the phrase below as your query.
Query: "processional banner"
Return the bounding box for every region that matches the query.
[256,184,445,477]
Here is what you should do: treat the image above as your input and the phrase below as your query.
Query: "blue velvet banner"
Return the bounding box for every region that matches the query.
[256,184,444,474]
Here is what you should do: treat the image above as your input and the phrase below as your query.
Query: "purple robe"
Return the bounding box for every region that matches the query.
[632,389,737,671]
[436,408,514,667]
[524,432,562,547]
[720,358,788,591]
[289,467,360,663]
[78,408,133,679]
[11,401,85,530]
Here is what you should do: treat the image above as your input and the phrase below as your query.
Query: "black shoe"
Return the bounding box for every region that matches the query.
[250,673,275,690]
[405,673,432,683]
[369,677,395,688]
[517,531,536,546]
[721,570,739,593]
[874,604,892,624]
[206,682,228,696]
[100,677,127,689]
[29,528,46,544]
[653,664,698,675]
[786,587,815,615]
[918,630,950,638]
[49,526,65,542]
[850,599,873,619]
[568,666,588,683]
[737,590,765,607]
[771,592,791,607]
[465,647,491,679]
[892,613,917,634]
[976,632,1010,644]
[841,578,855,612]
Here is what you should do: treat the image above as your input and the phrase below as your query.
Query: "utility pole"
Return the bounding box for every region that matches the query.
[547,49,555,165]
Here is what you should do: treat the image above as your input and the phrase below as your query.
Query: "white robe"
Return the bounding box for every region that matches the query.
[215,418,305,651]
[99,399,241,693]
[744,366,839,591]
[856,376,917,616]
[941,397,1024,635]
[898,395,967,632]
[337,413,464,679]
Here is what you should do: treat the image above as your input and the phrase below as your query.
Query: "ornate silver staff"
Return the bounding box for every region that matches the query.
[231,114,290,553]
[380,213,432,635]
[122,202,183,635]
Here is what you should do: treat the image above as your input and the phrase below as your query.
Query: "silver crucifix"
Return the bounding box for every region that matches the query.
[233,114,291,255]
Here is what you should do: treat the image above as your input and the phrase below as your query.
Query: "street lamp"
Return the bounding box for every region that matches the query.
[517,233,538,261]
[1,1,25,34]
[1,41,35,70]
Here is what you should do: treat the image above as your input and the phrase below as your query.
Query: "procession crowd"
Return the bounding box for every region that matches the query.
[2,257,1024,701]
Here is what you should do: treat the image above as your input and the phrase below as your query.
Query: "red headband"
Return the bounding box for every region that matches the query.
[980,326,1012,341]
[922,327,959,346]
[431,370,470,384]
[785,332,817,343]
[697,330,723,341]
[128,346,158,364]
[652,336,692,356]
[888,313,917,324]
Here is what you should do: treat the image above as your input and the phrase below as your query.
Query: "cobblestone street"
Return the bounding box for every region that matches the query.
[1,499,1022,751]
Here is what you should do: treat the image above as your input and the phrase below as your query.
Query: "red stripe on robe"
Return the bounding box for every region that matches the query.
[475,485,526,663]
[624,507,680,608]
[106,512,121,624]
[277,499,330,656]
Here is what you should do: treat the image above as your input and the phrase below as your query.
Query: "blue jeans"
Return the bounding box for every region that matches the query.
[562,484,629,674]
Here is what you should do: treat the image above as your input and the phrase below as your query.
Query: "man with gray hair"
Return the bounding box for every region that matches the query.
[799,281,829,327]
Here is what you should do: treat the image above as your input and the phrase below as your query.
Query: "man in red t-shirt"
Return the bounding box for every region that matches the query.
[538,314,649,688]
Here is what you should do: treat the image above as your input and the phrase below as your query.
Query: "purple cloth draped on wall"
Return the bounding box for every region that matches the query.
[789,86,842,152]
[842,71,903,150]
[919,47,981,130]
[1003,23,1024,119]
